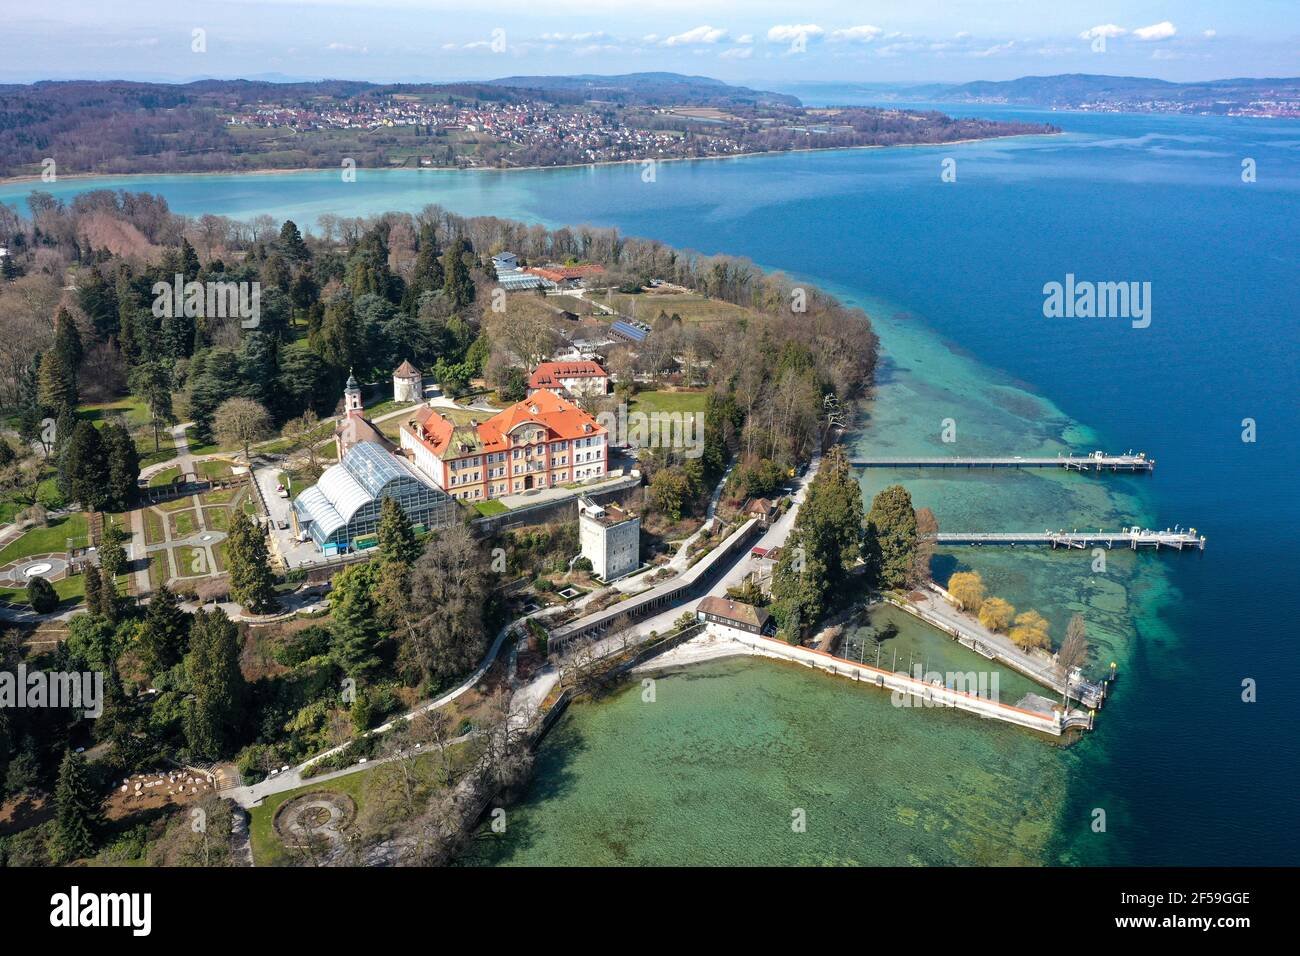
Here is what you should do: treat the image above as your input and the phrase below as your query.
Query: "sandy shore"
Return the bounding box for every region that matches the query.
[631,631,752,673]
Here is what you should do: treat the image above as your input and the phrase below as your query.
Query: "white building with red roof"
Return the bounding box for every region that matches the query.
[399,391,608,502]
[527,360,610,399]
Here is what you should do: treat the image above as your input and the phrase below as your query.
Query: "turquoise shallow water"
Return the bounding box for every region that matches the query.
[468,656,1066,867]
[6,106,1296,864]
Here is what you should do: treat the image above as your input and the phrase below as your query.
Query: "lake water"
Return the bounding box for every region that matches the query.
[5,106,1297,865]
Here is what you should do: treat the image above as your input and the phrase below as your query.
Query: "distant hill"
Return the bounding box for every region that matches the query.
[485,72,801,107]
[922,74,1300,112]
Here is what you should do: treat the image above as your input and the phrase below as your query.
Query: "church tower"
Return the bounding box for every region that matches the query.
[344,370,363,418]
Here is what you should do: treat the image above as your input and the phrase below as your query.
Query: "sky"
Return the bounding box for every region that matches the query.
[2,0,1297,86]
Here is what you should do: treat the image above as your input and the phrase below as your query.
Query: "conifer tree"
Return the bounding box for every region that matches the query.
[226,511,276,613]
[183,608,245,759]
[377,496,420,567]
[50,749,101,864]
[139,584,190,674]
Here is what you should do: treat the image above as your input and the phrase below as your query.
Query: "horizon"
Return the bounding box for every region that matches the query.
[2,1,1298,86]
[5,70,1300,92]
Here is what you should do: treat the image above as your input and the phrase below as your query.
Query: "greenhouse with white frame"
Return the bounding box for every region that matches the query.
[293,441,457,554]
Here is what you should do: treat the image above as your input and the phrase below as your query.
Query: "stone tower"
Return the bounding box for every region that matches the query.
[392,359,423,403]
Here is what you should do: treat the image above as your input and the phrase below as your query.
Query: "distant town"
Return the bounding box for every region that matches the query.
[0,75,1058,178]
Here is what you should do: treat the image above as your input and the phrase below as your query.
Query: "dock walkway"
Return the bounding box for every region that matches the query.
[933,528,1205,550]
[850,452,1154,472]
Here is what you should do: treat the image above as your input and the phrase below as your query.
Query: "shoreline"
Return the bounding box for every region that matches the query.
[0,131,1059,188]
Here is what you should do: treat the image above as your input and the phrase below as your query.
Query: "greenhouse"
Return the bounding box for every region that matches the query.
[293,441,457,553]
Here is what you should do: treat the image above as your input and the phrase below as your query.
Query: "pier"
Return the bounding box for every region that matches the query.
[932,527,1206,551]
[703,624,1092,736]
[881,590,1108,710]
[849,451,1154,472]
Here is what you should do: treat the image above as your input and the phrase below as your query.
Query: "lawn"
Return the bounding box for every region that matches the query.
[473,500,509,517]
[141,509,164,545]
[607,290,758,324]
[0,513,89,565]
[79,396,150,428]
[247,748,470,866]
[148,466,181,488]
[170,511,197,538]
[248,767,376,867]
[0,572,85,607]
[628,389,709,415]
[198,459,234,481]
[0,473,67,524]
[438,405,494,426]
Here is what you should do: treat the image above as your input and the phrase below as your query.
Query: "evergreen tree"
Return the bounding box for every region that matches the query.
[50,750,101,864]
[183,609,245,759]
[863,484,919,590]
[179,237,201,282]
[139,584,190,674]
[83,562,104,616]
[61,420,108,510]
[329,562,382,678]
[310,293,363,373]
[441,238,475,309]
[115,270,140,363]
[26,575,58,613]
[770,446,863,636]
[377,497,420,566]
[37,349,76,416]
[226,511,276,613]
[53,307,83,378]
[104,422,140,511]
[277,220,310,261]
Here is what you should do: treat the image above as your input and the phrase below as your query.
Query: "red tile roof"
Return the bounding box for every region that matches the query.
[528,361,609,390]
[403,391,606,460]
[525,264,606,282]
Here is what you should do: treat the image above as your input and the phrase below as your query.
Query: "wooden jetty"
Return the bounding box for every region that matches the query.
[850,451,1154,472]
[932,527,1206,551]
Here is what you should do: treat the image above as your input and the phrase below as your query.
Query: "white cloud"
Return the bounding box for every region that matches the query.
[720,46,753,60]
[970,40,1015,58]
[830,25,883,43]
[326,42,368,53]
[1203,29,1217,39]
[1133,21,1177,41]
[767,24,824,44]
[540,31,608,43]
[1079,24,1127,40]
[736,34,753,45]
[663,25,727,46]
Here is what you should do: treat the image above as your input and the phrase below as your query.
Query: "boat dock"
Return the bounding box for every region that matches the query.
[850,451,1154,472]
[932,527,1206,550]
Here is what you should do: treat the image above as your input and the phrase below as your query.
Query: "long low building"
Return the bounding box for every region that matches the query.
[548,517,762,652]
[292,441,458,554]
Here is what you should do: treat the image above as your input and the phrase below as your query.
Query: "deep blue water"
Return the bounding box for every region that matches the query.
[4,106,1297,864]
